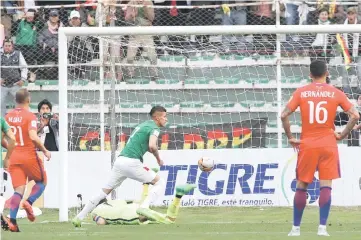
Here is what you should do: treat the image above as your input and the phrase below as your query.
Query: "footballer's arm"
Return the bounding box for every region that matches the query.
[149,135,163,166]
[29,130,51,160]
[281,106,294,140]
[337,107,360,140]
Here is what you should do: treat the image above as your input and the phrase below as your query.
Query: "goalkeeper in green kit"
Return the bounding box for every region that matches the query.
[73,106,179,227]
[0,117,16,230]
[91,181,196,225]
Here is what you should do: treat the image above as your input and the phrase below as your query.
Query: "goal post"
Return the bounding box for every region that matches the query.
[58,24,361,222]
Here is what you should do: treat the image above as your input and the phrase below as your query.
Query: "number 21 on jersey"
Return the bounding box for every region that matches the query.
[10,126,24,146]
[308,101,328,124]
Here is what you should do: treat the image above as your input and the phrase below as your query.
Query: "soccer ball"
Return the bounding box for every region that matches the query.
[198,157,214,172]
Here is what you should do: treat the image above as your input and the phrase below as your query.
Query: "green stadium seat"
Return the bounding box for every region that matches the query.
[30,103,38,110]
[184,78,210,84]
[159,55,185,62]
[245,78,270,84]
[266,143,289,148]
[214,77,240,84]
[234,55,246,60]
[71,80,89,86]
[210,102,235,108]
[180,101,204,108]
[156,79,180,84]
[272,101,286,107]
[281,77,302,83]
[240,101,265,108]
[35,80,58,86]
[151,102,175,108]
[263,55,277,59]
[219,54,233,60]
[6,104,15,109]
[189,55,215,61]
[120,102,145,108]
[120,123,138,128]
[68,103,83,108]
[267,120,277,128]
[126,79,151,85]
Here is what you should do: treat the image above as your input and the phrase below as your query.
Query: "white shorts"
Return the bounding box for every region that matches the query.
[103,156,156,190]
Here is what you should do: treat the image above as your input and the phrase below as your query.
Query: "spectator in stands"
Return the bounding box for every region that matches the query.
[68,10,82,27]
[81,10,99,59]
[250,1,275,53]
[13,9,43,66]
[0,38,28,116]
[0,24,4,49]
[310,8,334,64]
[187,1,216,45]
[38,9,63,79]
[101,0,125,81]
[221,1,247,50]
[125,0,158,80]
[37,99,59,152]
[341,7,361,99]
[67,10,95,79]
[0,1,14,39]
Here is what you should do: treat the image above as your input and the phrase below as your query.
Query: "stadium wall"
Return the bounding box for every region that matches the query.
[3,148,361,208]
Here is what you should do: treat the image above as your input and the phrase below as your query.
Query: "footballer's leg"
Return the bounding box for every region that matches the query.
[7,164,27,232]
[22,156,47,222]
[127,162,164,209]
[137,184,196,224]
[166,184,197,222]
[72,159,126,227]
[288,149,317,237]
[317,147,340,236]
[140,167,160,204]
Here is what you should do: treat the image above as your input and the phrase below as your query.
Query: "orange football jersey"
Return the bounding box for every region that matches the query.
[287,82,353,148]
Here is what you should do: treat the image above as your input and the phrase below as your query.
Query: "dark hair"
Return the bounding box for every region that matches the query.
[310,60,327,78]
[3,37,13,46]
[15,88,30,104]
[318,8,329,15]
[38,99,53,112]
[149,106,166,117]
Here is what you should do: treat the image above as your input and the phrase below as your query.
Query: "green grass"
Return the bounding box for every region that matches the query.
[2,207,361,240]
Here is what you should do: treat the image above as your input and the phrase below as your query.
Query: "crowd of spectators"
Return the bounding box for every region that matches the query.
[0,1,360,85]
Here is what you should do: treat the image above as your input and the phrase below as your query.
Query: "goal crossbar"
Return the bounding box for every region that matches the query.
[59,24,361,36]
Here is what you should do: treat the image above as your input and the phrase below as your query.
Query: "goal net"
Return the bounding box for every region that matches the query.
[53,2,361,222]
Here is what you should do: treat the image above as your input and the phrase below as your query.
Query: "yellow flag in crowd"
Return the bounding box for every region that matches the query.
[329,0,336,18]
[336,34,352,70]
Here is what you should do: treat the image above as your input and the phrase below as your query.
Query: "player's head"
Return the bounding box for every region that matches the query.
[149,106,167,127]
[93,215,107,225]
[310,60,328,82]
[15,88,31,106]
[38,99,52,114]
[3,38,14,53]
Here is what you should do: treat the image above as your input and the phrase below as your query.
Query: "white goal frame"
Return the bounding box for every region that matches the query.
[58,24,361,222]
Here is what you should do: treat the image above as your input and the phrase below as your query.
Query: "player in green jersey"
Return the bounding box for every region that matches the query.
[0,117,16,230]
[91,183,196,226]
[0,117,16,170]
[73,106,167,227]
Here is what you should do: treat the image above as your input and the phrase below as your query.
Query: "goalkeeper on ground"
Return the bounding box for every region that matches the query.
[91,183,196,225]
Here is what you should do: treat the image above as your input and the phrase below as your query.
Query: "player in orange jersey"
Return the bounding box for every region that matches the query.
[4,89,51,232]
[281,60,359,237]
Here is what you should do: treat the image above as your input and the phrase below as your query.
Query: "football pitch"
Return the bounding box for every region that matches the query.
[2,207,361,240]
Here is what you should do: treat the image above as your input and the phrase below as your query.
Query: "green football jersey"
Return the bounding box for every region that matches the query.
[120,120,160,161]
[91,200,140,225]
[0,117,10,162]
